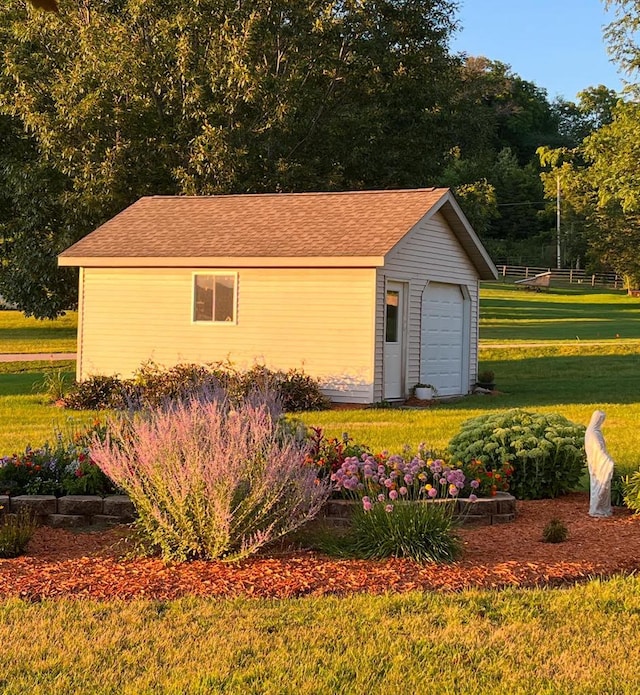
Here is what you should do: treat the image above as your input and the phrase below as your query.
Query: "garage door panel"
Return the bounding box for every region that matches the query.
[421,283,464,396]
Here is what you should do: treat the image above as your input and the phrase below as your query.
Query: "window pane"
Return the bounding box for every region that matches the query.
[194,275,214,321]
[385,290,399,342]
[214,275,235,322]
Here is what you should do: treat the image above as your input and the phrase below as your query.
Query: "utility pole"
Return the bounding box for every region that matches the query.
[556,175,561,269]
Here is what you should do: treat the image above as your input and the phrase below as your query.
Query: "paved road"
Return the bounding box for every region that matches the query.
[0,352,76,362]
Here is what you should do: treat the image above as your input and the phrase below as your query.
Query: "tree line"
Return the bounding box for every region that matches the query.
[0,0,636,317]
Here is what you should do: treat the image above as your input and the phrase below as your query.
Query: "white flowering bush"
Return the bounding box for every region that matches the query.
[448,409,585,500]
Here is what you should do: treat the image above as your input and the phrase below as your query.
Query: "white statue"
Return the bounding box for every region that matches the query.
[584,410,614,518]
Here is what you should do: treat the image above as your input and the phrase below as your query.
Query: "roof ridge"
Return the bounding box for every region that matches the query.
[147,188,447,200]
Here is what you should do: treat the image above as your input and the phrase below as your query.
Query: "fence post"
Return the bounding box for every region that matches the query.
[525,267,529,278]
[570,269,573,283]
[591,274,596,287]
[502,265,506,277]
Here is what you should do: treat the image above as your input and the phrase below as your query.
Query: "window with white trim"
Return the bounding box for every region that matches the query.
[193,273,237,323]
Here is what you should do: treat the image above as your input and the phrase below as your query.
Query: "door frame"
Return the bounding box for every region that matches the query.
[383,279,408,400]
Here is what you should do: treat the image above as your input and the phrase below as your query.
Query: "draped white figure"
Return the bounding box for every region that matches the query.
[584,410,614,518]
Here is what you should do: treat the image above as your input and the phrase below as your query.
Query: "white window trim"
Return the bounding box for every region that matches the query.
[191,271,238,325]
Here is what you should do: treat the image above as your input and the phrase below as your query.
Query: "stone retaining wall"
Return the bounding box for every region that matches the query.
[318,492,517,528]
[0,494,136,528]
[0,492,517,530]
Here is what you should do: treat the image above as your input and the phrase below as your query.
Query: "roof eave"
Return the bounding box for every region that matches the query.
[57,255,386,269]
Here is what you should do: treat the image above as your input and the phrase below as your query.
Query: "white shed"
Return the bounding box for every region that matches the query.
[59,188,497,403]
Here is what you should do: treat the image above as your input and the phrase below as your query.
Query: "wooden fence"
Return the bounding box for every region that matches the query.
[495,266,622,289]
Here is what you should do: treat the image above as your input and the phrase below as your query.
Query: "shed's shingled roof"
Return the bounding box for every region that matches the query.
[58,188,499,279]
[59,188,449,259]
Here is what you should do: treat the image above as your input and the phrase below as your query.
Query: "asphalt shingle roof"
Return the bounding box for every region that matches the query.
[59,188,449,259]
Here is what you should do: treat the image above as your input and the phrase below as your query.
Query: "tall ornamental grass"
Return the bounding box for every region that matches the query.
[90,390,331,562]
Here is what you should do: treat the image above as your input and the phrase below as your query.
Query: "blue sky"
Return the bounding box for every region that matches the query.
[451,0,626,101]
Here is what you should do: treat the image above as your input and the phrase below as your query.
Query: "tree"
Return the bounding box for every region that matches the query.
[0,0,462,317]
[538,100,640,285]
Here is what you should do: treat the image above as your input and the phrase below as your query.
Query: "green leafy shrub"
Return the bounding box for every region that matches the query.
[241,366,330,412]
[62,375,127,410]
[448,409,585,500]
[612,470,629,507]
[62,362,329,413]
[0,508,37,558]
[542,517,569,543]
[89,390,331,562]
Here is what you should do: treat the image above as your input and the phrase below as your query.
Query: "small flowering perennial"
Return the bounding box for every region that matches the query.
[331,452,468,510]
[329,449,469,563]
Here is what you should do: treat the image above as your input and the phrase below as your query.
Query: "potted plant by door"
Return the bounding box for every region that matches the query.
[413,383,435,400]
[476,370,495,390]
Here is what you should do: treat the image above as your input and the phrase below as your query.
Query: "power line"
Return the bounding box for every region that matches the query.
[496,201,550,207]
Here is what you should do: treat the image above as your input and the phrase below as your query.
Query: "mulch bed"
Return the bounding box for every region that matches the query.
[1,492,638,601]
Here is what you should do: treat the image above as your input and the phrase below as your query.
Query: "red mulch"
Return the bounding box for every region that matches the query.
[1,492,638,601]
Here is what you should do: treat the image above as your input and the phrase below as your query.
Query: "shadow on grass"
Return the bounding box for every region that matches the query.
[446,352,640,411]
[0,369,73,398]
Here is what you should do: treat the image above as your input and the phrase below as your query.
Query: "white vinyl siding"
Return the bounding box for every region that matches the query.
[79,267,376,403]
[374,211,480,401]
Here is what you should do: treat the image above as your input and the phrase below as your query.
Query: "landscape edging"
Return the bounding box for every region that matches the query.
[319,492,517,527]
[0,494,136,528]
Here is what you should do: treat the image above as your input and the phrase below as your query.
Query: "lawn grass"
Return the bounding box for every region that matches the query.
[0,366,96,453]
[480,282,640,343]
[0,310,78,353]
[2,578,640,694]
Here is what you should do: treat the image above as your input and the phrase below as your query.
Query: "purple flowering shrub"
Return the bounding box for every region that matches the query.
[89,389,332,562]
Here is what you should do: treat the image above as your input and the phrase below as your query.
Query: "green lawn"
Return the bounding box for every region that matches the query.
[0,366,94,453]
[0,310,78,353]
[2,580,640,694]
[480,282,640,343]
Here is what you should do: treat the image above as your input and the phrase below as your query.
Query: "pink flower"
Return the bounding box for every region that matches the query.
[385,504,394,513]
[398,486,408,496]
[363,499,373,511]
[427,487,438,498]
[389,490,398,500]
[377,494,385,502]
[469,494,478,503]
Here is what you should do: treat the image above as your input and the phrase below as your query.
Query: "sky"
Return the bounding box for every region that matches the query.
[451,0,626,101]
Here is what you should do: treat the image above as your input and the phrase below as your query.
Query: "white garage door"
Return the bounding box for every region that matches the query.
[421,283,464,396]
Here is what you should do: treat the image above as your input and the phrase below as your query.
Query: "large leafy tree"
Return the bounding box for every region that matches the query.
[535,2,640,285]
[0,0,461,317]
